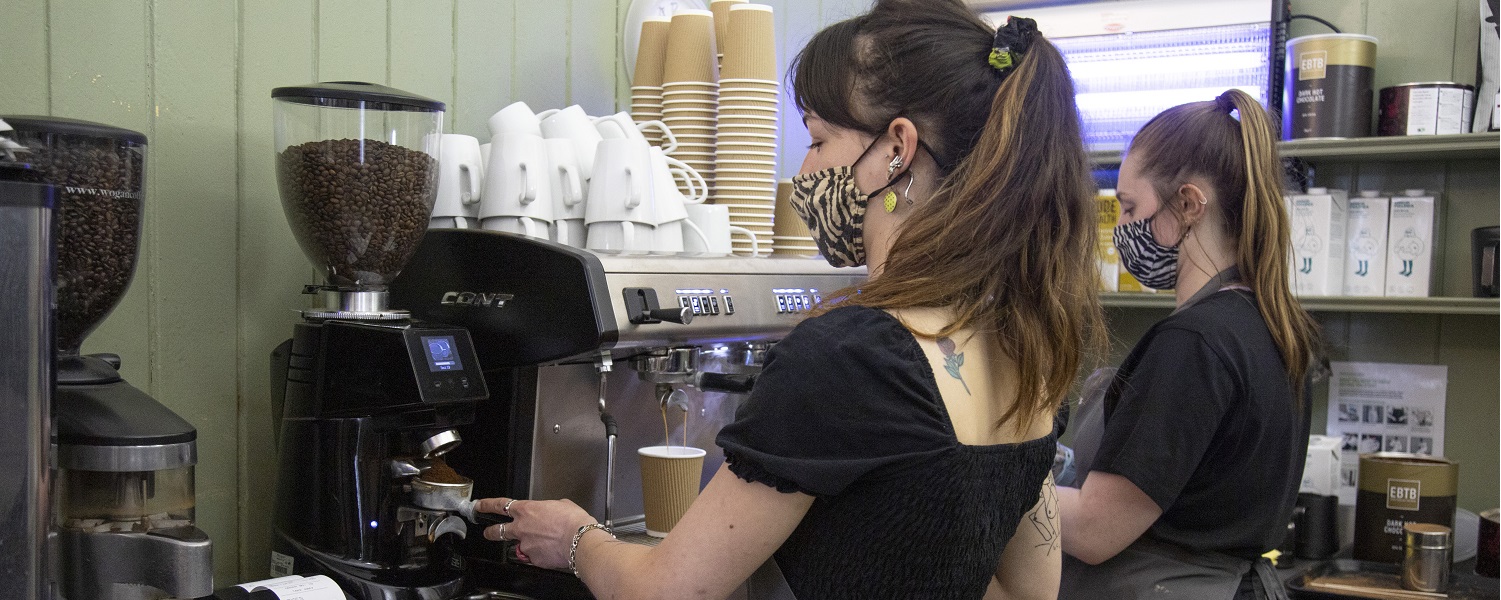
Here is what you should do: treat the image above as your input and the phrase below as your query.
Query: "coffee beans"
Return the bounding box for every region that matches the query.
[276,138,437,289]
[21,137,145,353]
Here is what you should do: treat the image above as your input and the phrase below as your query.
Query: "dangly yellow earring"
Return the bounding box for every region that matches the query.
[884,155,903,213]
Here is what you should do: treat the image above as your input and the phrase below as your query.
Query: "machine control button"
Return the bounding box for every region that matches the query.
[690,296,703,315]
[723,295,735,314]
[679,296,691,309]
[776,295,788,313]
[709,296,720,315]
[459,377,470,389]
[813,294,822,305]
[800,295,811,310]
[699,296,712,313]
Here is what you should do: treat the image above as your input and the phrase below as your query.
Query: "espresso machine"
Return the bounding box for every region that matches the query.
[266,82,494,599]
[0,118,59,600]
[0,116,216,600]
[389,230,865,598]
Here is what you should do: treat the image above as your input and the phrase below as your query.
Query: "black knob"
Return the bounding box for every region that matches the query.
[697,371,756,394]
[647,306,693,325]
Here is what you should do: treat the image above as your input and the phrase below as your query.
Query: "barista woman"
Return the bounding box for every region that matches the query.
[1056,90,1322,599]
[473,1,1105,598]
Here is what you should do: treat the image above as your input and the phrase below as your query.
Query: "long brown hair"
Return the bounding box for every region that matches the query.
[1128,89,1323,402]
[792,0,1105,431]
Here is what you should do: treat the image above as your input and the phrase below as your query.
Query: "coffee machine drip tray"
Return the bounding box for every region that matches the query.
[392,230,867,369]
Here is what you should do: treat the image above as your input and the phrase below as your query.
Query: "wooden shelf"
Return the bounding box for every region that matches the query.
[1101,292,1500,315]
[1088,132,1500,166]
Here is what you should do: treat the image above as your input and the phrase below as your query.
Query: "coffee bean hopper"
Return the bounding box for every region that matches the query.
[267,82,492,599]
[0,116,214,600]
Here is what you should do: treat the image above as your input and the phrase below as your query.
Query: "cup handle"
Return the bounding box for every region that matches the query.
[624,165,642,209]
[536,108,559,120]
[559,162,584,207]
[594,118,627,139]
[518,162,537,205]
[642,120,678,154]
[521,216,539,238]
[622,221,635,250]
[460,163,482,204]
[728,226,762,257]
[666,157,708,204]
[454,217,470,229]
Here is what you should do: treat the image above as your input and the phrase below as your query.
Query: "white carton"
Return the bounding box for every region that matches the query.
[1385,190,1438,297]
[1342,191,1389,296]
[1300,435,1342,496]
[1287,188,1348,296]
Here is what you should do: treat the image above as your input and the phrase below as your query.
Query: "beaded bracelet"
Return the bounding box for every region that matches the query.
[570,523,614,578]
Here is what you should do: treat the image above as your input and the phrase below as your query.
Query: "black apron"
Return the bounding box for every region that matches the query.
[1059,269,1288,600]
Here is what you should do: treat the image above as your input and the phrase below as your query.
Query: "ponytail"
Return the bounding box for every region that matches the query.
[1220,89,1323,405]
[793,0,1106,432]
[1131,90,1324,406]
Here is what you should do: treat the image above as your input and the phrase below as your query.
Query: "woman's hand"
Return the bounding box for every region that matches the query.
[474,497,597,570]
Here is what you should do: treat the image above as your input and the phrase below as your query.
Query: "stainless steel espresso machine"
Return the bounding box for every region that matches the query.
[0,115,215,600]
[389,230,865,598]
[266,82,495,600]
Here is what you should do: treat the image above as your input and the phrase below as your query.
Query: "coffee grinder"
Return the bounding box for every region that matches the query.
[266,82,490,599]
[0,116,215,600]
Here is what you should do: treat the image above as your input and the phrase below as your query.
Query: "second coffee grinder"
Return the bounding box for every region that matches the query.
[266,82,491,599]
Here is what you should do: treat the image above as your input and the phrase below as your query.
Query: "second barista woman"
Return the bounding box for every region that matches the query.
[1057,90,1323,599]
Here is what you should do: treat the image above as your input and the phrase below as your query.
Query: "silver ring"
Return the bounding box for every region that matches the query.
[496,522,507,541]
[503,499,518,515]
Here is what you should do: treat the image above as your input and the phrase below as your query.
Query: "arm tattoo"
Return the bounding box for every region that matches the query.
[1027,473,1060,555]
[936,337,971,395]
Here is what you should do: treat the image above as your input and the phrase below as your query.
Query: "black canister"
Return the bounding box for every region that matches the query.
[1284,34,1379,139]
[1472,226,1499,297]
[1295,493,1342,559]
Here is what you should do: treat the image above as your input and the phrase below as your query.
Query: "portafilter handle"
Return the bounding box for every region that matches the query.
[696,371,757,394]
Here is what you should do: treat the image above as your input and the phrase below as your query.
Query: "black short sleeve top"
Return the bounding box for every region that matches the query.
[1093,291,1312,559]
[716,306,1057,600]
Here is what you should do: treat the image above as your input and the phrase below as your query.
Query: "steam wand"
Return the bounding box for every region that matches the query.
[596,351,617,529]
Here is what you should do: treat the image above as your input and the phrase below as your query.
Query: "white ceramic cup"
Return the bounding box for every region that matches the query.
[544,139,587,247]
[538,104,603,180]
[649,147,710,255]
[482,215,551,238]
[593,111,680,154]
[479,133,553,239]
[488,101,543,137]
[682,204,761,257]
[432,134,484,229]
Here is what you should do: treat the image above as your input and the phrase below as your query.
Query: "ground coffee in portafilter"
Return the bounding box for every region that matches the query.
[277,138,437,289]
[22,139,145,353]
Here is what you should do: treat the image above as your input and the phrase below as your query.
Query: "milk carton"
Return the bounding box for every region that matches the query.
[1300,435,1343,496]
[1342,191,1389,296]
[1287,188,1348,296]
[1386,189,1438,297]
[1097,191,1120,292]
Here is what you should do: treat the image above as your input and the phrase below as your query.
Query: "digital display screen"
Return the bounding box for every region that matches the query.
[421,335,464,372]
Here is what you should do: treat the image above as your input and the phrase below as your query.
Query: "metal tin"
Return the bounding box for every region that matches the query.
[1284,34,1379,139]
[1354,452,1459,564]
[1379,82,1476,136]
[1402,523,1453,592]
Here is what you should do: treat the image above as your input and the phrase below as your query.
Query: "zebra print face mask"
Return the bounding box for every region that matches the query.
[1113,215,1185,290]
[789,139,900,268]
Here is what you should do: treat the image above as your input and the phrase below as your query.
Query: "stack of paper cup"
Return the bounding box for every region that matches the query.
[715,3,778,256]
[771,179,818,257]
[662,9,720,197]
[631,17,672,145]
[710,0,746,71]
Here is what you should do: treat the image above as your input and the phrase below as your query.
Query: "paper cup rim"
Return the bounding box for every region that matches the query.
[671,9,713,18]
[638,445,708,458]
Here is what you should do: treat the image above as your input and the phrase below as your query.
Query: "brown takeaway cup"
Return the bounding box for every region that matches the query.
[663,10,719,85]
[721,4,777,81]
[638,445,706,537]
[710,0,746,55]
[634,17,672,88]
